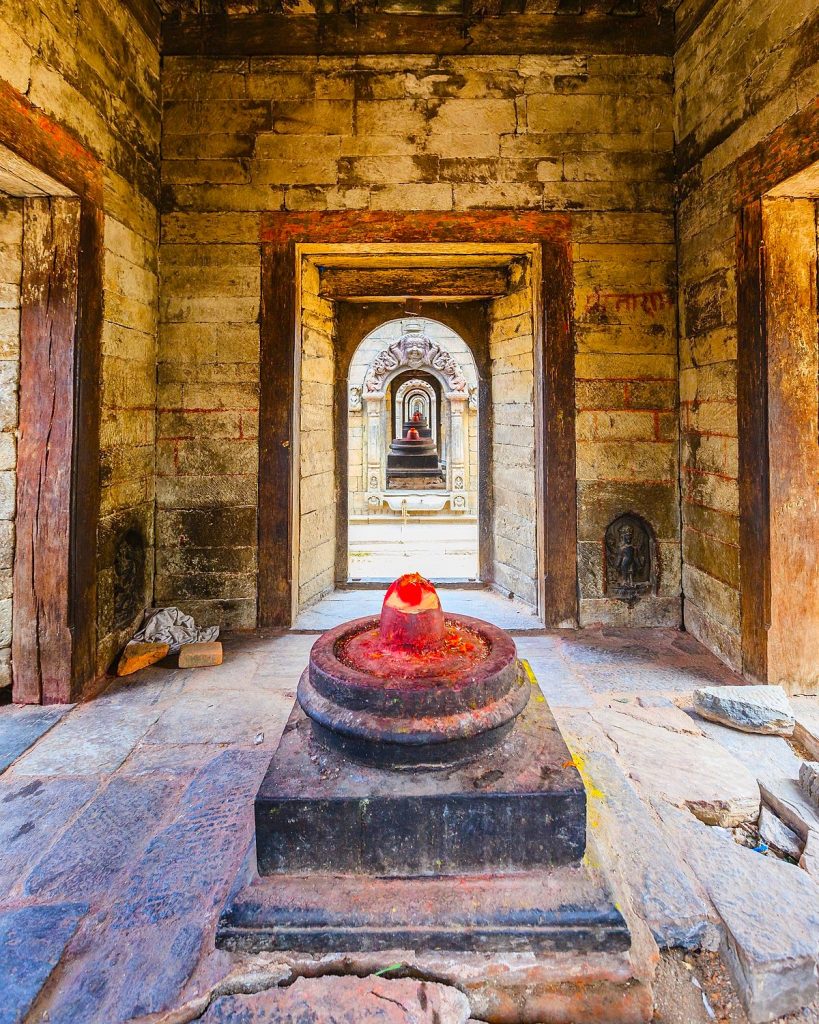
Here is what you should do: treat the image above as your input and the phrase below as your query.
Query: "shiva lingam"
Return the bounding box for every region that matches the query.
[298,573,529,768]
[217,575,628,958]
[386,412,443,482]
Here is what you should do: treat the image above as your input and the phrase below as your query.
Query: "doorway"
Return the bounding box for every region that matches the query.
[737,161,819,694]
[346,317,480,583]
[257,210,577,631]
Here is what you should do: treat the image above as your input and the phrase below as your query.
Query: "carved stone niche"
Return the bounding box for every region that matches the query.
[113,528,146,630]
[603,513,659,603]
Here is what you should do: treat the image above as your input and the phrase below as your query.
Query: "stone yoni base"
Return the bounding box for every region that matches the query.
[254,696,586,875]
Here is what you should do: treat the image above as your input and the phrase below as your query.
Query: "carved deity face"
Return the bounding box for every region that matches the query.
[620,525,634,544]
[404,342,426,368]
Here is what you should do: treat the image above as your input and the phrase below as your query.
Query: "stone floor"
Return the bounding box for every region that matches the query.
[347,518,479,579]
[293,585,541,631]
[0,589,817,1023]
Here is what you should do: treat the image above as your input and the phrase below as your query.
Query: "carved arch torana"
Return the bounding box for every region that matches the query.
[364,320,468,397]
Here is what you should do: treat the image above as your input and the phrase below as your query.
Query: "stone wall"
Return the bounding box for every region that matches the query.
[0,197,21,696]
[674,0,819,669]
[298,258,336,611]
[0,0,161,676]
[487,261,537,607]
[160,51,678,627]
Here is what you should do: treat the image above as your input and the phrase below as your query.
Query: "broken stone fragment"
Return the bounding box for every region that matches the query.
[757,805,802,859]
[759,776,819,841]
[198,976,472,1024]
[799,762,819,807]
[653,800,819,1024]
[116,641,170,677]
[792,697,819,759]
[693,684,795,736]
[178,641,223,668]
[799,830,819,879]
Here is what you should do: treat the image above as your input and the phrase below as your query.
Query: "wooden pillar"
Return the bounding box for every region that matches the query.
[13,197,81,704]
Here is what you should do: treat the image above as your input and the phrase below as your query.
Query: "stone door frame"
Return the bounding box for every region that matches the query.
[0,81,104,703]
[258,210,577,629]
[735,96,819,682]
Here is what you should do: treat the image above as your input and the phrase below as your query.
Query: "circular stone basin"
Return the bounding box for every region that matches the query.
[297,580,529,769]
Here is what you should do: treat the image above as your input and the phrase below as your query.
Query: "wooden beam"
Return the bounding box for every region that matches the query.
[736,199,769,682]
[257,242,296,629]
[318,266,509,300]
[13,198,81,704]
[163,11,673,56]
[541,238,578,627]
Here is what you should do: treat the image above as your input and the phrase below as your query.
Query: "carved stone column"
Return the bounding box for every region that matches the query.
[447,392,468,512]
[364,393,386,510]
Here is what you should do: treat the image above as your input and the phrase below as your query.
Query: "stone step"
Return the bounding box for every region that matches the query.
[215,863,652,1023]
[217,864,629,956]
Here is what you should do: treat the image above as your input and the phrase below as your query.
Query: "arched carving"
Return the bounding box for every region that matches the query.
[364,320,468,396]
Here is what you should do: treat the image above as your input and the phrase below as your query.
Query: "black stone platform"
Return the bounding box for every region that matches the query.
[216,864,630,954]
[254,691,585,877]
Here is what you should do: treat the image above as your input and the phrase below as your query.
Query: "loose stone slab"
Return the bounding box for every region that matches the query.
[116,641,170,676]
[695,718,802,781]
[799,762,819,806]
[693,685,795,736]
[255,699,586,877]
[571,744,720,950]
[179,641,223,668]
[0,903,87,1024]
[758,805,802,859]
[655,801,819,1024]
[759,777,819,841]
[590,708,760,826]
[200,977,471,1024]
[0,705,70,773]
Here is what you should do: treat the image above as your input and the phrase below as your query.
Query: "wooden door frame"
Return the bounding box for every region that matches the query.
[735,96,819,681]
[258,210,577,629]
[0,81,103,702]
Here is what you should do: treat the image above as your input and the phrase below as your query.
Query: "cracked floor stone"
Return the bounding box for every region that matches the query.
[0,612,816,1024]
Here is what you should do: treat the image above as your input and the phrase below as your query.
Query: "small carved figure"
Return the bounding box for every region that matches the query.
[604,513,657,602]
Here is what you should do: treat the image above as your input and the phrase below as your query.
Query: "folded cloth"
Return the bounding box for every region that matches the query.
[133,607,219,654]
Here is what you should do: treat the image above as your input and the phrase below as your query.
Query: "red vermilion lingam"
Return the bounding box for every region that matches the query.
[297,573,529,767]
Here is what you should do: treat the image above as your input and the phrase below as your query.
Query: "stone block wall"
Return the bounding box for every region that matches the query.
[298,258,336,610]
[0,197,21,694]
[488,261,537,607]
[160,51,679,627]
[0,0,161,677]
[674,0,819,669]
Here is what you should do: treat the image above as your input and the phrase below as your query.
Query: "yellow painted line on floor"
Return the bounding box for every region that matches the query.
[520,659,545,701]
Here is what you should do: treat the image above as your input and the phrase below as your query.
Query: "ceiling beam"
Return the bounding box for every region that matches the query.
[319,265,510,300]
[162,11,673,56]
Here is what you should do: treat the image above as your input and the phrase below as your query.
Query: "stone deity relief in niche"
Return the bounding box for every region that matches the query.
[113,528,146,629]
[604,513,659,603]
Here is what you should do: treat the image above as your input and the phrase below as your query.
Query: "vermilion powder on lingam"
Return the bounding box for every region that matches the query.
[339,574,489,682]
